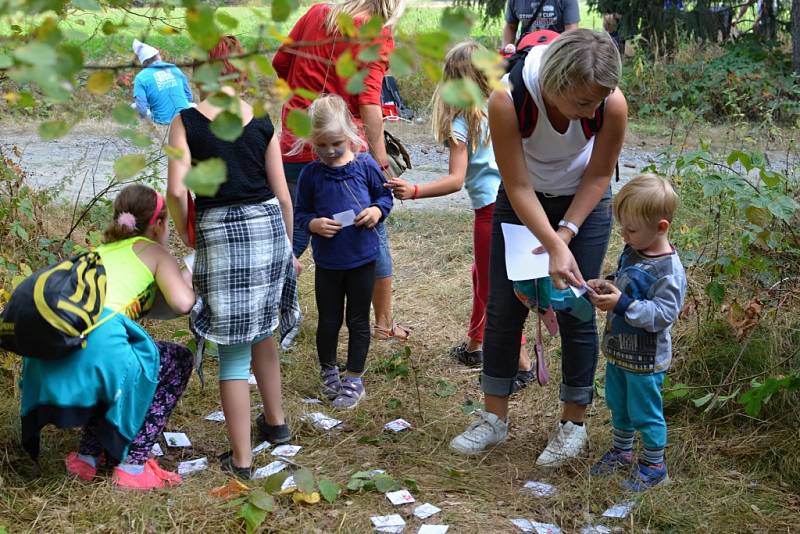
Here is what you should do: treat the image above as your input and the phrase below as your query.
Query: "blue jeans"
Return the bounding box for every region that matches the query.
[480,186,612,403]
[605,363,667,449]
[285,162,310,258]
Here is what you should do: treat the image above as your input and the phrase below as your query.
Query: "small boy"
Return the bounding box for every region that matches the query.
[586,174,687,491]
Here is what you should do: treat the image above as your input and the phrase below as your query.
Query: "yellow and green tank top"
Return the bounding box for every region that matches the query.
[96,236,157,320]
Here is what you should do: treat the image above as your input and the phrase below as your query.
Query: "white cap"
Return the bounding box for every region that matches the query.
[132,39,159,65]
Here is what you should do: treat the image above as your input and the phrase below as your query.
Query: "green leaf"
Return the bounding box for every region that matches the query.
[38,120,72,140]
[184,158,227,196]
[293,467,315,495]
[461,398,483,415]
[358,15,384,39]
[272,0,295,22]
[345,69,369,95]
[164,145,185,160]
[346,478,364,491]
[216,11,239,30]
[440,7,474,39]
[440,78,485,109]
[318,479,340,503]
[387,398,402,409]
[403,477,419,492]
[114,154,147,179]
[208,91,236,110]
[72,0,101,9]
[759,169,781,187]
[373,474,400,493]
[186,4,221,50]
[415,31,449,60]
[263,471,290,494]
[251,55,276,77]
[0,54,13,68]
[726,149,752,172]
[336,12,357,37]
[193,63,222,91]
[238,502,267,534]
[357,44,382,63]
[704,280,725,305]
[389,49,414,77]
[119,128,152,148]
[14,42,57,66]
[294,87,317,100]
[210,111,244,142]
[248,489,275,512]
[351,471,373,479]
[692,392,714,408]
[286,109,311,138]
[335,50,357,78]
[112,103,139,126]
[434,379,457,397]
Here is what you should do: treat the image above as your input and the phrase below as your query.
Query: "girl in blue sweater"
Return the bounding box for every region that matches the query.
[294,95,393,409]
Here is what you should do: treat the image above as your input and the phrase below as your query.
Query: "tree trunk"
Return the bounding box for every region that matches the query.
[793,0,800,74]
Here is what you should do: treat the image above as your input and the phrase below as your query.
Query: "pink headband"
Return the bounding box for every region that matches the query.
[148,191,164,226]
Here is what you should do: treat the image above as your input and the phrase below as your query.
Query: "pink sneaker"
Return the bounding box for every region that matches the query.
[146,458,182,486]
[112,463,165,490]
[65,452,97,481]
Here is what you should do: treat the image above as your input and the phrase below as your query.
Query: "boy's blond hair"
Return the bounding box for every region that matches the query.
[613,174,678,226]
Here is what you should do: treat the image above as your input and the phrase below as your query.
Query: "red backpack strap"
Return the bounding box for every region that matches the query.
[580,99,606,140]
[508,48,538,139]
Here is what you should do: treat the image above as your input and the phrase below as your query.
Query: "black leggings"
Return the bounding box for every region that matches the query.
[315,262,376,374]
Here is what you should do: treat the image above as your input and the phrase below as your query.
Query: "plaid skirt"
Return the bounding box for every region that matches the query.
[191,200,294,346]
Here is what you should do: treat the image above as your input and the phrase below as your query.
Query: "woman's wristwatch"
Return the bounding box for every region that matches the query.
[558,219,579,237]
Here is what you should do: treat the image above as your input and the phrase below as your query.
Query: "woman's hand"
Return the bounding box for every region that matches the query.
[385,178,414,200]
[542,240,585,290]
[309,217,342,238]
[355,206,382,229]
[532,226,574,254]
[292,255,302,275]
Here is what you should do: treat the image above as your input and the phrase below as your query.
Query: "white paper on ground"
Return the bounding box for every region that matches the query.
[413,503,441,519]
[418,526,448,534]
[252,460,287,479]
[272,444,302,457]
[384,418,412,432]
[602,500,636,519]
[163,432,191,447]
[333,209,357,228]
[501,223,549,281]
[371,514,406,531]
[303,412,342,430]
[252,441,271,455]
[302,397,323,404]
[386,489,415,505]
[521,480,556,497]
[581,526,612,534]
[281,475,297,491]
[150,443,164,457]
[183,253,195,273]
[510,519,562,534]
[377,527,405,534]
[247,374,257,385]
[204,410,226,422]
[368,469,386,476]
[177,457,208,475]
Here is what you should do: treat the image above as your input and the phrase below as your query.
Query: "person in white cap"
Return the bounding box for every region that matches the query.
[132,39,193,125]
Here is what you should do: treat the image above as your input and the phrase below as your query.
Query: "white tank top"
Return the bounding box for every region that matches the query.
[504,45,594,196]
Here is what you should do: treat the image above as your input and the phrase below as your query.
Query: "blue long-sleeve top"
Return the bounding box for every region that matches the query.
[294,153,393,270]
[602,245,687,374]
[133,61,193,125]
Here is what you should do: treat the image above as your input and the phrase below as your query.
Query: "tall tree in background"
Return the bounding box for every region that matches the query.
[793,0,800,73]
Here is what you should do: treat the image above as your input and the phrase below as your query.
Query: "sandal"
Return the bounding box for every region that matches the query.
[371,323,412,341]
[511,367,537,393]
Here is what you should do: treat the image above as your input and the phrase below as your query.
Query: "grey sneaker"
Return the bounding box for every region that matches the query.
[331,376,365,409]
[450,410,509,455]
[535,421,588,468]
[320,366,342,401]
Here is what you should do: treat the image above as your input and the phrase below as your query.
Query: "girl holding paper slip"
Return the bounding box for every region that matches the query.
[450,29,627,465]
[293,95,394,410]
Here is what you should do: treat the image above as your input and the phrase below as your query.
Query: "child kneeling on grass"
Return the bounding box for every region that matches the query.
[293,94,394,409]
[586,174,687,491]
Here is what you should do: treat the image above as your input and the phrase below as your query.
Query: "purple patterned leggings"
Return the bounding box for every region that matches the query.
[78,341,193,465]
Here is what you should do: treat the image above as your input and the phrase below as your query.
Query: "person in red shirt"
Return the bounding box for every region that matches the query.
[273,0,410,341]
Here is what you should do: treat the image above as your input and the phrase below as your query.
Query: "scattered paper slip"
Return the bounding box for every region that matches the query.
[272,444,302,457]
[371,514,405,533]
[581,526,612,534]
[413,503,441,520]
[248,374,258,385]
[252,441,271,455]
[333,209,356,228]
[418,526,448,534]
[281,475,297,491]
[368,469,386,476]
[501,223,549,281]
[177,457,208,475]
[570,284,588,298]
[386,489,415,505]
[602,500,635,519]
[204,410,226,422]
[184,253,195,273]
[303,412,342,430]
[521,480,556,497]
[150,443,164,457]
[252,461,287,480]
[384,418,412,432]
[511,519,562,534]
[302,397,322,404]
[163,432,191,447]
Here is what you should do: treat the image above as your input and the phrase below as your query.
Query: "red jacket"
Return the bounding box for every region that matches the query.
[272,3,394,163]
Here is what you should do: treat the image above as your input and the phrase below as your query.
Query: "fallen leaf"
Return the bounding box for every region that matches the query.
[209,479,250,499]
[292,491,321,504]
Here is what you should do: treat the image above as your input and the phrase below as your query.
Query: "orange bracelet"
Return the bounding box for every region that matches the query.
[412,184,419,200]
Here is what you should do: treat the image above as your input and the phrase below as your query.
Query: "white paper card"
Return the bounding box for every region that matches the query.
[602,500,635,519]
[377,528,404,534]
[384,418,412,432]
[163,432,191,447]
[413,503,441,519]
[511,519,562,534]
[281,475,297,491]
[418,527,448,534]
[303,412,342,430]
[581,526,612,534]
[204,410,226,422]
[371,514,406,531]
[501,223,550,281]
[333,209,356,227]
[252,441,271,455]
[272,444,302,457]
[248,373,258,385]
[521,480,556,497]
[184,253,195,273]
[150,443,164,457]
[252,460,287,479]
[177,457,208,475]
[570,284,588,297]
[386,489,416,505]
[368,469,386,476]
[302,397,323,404]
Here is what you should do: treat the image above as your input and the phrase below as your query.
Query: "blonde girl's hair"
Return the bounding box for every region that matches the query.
[430,40,492,152]
[103,184,166,243]
[539,28,621,98]
[288,94,366,156]
[613,174,678,226]
[325,0,406,34]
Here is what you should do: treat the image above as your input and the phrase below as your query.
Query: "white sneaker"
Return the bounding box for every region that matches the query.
[535,421,587,468]
[450,411,509,455]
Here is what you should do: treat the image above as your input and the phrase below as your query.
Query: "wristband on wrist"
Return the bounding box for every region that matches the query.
[380,162,390,171]
[558,219,579,237]
[412,184,419,200]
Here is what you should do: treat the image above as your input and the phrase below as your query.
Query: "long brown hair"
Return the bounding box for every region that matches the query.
[208,35,246,84]
[103,184,165,243]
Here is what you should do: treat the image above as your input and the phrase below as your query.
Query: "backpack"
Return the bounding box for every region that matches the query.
[0,252,109,359]
[380,75,413,121]
[506,30,619,180]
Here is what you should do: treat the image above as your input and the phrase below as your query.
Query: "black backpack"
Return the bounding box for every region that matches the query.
[381,75,413,120]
